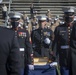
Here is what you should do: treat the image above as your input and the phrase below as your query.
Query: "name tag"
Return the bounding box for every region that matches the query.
[61,45,69,49]
[19,48,24,51]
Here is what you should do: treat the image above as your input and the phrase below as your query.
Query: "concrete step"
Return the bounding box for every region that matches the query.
[11,2,76,6]
[7,7,63,11]
[6,5,75,8]
[12,0,76,2]
[10,10,63,14]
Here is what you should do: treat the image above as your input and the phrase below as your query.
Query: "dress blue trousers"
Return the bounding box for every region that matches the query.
[60,67,69,75]
[20,68,24,75]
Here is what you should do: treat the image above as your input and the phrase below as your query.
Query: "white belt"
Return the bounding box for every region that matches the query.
[61,45,69,49]
[19,48,24,51]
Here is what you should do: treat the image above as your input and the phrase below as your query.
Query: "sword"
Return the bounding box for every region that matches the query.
[42,62,57,73]
[42,66,52,73]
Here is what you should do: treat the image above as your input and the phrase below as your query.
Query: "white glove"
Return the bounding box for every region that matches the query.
[44,38,51,44]
[50,62,57,67]
[25,26,28,28]
[28,65,34,70]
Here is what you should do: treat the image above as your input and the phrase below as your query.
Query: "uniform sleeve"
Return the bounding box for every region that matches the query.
[25,31,33,64]
[7,33,21,75]
[70,23,76,75]
[31,30,35,44]
[52,27,59,61]
[51,30,54,41]
[70,25,76,50]
[47,30,54,51]
[31,30,35,49]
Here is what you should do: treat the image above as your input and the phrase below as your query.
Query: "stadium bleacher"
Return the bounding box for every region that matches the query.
[0,0,76,24]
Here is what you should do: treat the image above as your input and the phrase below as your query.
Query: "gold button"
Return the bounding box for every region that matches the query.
[69,36,70,38]
[68,33,70,35]
[68,30,70,32]
[68,27,70,29]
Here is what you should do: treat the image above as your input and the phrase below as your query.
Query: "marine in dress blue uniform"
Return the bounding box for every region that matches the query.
[69,7,76,75]
[52,7,75,75]
[9,12,34,75]
[0,26,21,75]
[31,15,54,60]
[70,21,76,75]
[31,15,57,75]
